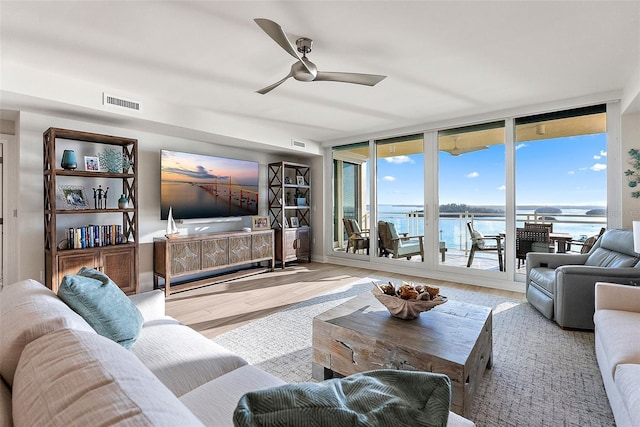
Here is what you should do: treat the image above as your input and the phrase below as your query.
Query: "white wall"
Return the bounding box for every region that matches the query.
[14,111,312,291]
[621,112,640,227]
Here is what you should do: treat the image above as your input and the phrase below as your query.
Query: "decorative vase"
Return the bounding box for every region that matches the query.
[118,194,128,209]
[61,150,77,170]
[296,197,307,206]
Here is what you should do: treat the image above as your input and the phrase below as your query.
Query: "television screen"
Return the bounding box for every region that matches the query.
[160,150,259,220]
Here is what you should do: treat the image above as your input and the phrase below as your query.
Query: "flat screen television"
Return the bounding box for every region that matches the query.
[160,149,259,220]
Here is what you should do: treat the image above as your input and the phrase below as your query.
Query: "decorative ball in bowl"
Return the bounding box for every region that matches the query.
[372,282,447,320]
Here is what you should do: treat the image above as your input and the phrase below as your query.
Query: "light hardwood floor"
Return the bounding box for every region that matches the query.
[166,262,525,339]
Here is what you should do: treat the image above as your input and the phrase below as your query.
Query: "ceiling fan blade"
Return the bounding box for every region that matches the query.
[253,18,312,69]
[314,72,386,86]
[256,72,293,95]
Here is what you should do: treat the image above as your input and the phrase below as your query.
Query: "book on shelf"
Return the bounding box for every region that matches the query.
[67,224,123,249]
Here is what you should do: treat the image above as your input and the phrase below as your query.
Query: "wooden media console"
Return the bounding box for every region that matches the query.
[153,229,275,295]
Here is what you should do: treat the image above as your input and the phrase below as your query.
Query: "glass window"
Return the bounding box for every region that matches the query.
[332,142,370,255]
[514,105,607,271]
[438,122,506,271]
[375,134,425,262]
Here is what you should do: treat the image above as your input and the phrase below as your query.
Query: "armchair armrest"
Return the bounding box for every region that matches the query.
[128,289,166,322]
[554,267,640,329]
[595,282,640,313]
[391,235,423,241]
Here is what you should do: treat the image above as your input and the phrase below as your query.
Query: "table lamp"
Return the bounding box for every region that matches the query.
[634,221,640,254]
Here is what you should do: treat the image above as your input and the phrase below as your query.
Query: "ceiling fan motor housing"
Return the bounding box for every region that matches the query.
[296,37,313,55]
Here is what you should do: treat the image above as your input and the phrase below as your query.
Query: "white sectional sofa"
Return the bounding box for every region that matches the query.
[0,279,474,427]
[594,282,640,427]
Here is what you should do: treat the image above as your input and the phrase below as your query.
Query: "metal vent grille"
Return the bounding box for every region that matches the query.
[103,93,141,111]
[292,140,306,149]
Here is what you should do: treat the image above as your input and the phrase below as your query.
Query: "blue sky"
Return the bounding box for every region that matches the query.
[376,133,607,206]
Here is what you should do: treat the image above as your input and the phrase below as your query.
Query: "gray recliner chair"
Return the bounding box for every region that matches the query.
[526,229,640,330]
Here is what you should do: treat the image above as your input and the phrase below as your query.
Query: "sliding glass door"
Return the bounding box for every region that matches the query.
[375,135,425,262]
[514,105,607,273]
[438,122,506,272]
[332,142,370,256]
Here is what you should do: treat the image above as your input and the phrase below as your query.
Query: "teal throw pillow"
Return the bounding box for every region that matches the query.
[58,267,143,349]
[234,369,451,427]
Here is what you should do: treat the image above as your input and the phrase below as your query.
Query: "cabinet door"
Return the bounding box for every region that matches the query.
[252,232,273,260]
[57,252,100,286]
[296,227,310,260]
[101,246,136,294]
[229,235,251,264]
[170,241,201,275]
[202,237,228,268]
[283,229,298,261]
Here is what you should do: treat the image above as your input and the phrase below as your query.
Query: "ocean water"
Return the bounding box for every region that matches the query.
[366,205,606,250]
[161,181,259,219]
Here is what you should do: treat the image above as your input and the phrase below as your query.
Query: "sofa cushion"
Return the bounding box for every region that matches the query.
[614,364,640,422]
[180,365,286,427]
[233,369,452,427]
[12,328,204,427]
[594,309,640,379]
[0,279,95,387]
[0,377,11,427]
[528,267,556,295]
[132,317,248,397]
[585,248,638,268]
[58,267,144,349]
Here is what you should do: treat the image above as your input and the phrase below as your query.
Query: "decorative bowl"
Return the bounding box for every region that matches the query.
[372,284,447,320]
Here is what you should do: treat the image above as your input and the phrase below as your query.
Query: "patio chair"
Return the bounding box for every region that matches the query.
[516,227,553,269]
[466,222,504,271]
[568,227,605,254]
[377,221,424,261]
[342,218,369,254]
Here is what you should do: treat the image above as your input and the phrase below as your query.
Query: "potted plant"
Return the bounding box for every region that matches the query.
[295,189,307,206]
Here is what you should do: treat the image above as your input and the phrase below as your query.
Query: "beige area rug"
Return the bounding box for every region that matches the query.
[213,276,615,427]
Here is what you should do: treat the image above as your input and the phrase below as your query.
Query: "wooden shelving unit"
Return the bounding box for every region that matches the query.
[43,127,139,294]
[267,161,311,268]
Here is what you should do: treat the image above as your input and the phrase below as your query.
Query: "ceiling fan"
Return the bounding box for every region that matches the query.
[254,18,387,94]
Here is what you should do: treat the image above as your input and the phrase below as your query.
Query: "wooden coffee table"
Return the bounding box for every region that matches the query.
[312,291,492,418]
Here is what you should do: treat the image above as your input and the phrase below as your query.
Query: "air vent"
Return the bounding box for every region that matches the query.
[291,140,306,149]
[103,93,141,111]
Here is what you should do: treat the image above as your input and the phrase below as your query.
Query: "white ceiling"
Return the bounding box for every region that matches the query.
[1,1,639,150]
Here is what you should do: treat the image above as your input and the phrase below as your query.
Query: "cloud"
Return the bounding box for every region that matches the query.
[466,172,479,178]
[600,150,607,156]
[383,176,396,181]
[385,155,413,164]
[593,155,601,160]
[515,143,527,150]
[590,163,607,172]
[163,165,227,180]
[568,170,575,175]
[497,185,506,191]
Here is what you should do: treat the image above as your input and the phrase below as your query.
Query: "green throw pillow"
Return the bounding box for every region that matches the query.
[58,267,143,349]
[234,369,451,427]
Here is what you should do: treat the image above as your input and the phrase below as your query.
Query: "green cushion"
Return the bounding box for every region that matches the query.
[58,267,143,349]
[233,369,451,427]
[387,222,400,240]
[471,230,485,249]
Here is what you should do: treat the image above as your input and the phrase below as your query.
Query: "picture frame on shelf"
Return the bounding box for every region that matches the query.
[290,217,299,228]
[57,185,90,209]
[296,175,305,186]
[84,156,100,171]
[252,215,271,230]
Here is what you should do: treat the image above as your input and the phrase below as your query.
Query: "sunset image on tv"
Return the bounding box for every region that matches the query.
[160,150,259,220]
